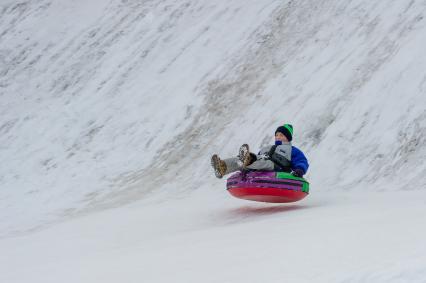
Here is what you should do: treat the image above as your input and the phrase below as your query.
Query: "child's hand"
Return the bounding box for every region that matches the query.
[258,153,269,160]
[291,169,304,177]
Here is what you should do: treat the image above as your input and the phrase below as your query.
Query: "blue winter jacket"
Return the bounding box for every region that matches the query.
[291,146,309,174]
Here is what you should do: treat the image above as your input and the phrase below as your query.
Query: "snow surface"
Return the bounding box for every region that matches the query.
[1,0,426,282]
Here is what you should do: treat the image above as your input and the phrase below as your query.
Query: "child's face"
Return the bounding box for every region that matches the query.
[275,132,289,143]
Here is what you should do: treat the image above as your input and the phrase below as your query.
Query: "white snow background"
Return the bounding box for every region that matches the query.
[1,0,426,282]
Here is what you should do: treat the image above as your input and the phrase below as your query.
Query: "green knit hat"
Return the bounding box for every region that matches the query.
[275,124,293,141]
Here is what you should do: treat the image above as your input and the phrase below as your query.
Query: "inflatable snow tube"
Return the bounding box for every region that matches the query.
[226,171,309,203]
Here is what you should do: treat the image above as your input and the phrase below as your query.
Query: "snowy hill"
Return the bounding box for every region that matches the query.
[1,0,426,282]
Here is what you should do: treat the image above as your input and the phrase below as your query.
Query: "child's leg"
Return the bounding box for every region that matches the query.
[246,159,274,171]
[222,157,243,175]
[211,156,242,178]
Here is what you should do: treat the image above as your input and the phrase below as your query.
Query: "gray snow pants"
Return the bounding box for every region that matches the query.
[222,157,274,175]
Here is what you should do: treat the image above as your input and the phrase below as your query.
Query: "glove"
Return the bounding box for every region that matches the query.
[291,168,304,177]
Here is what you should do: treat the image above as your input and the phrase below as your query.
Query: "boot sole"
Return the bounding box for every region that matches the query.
[211,154,224,179]
[238,144,251,168]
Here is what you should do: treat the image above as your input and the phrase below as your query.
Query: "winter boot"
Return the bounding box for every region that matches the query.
[211,154,227,179]
[238,144,251,168]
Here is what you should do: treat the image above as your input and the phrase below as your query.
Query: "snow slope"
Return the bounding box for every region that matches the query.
[1,0,426,282]
[2,190,426,283]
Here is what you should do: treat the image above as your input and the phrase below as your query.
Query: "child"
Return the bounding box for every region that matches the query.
[211,124,309,178]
